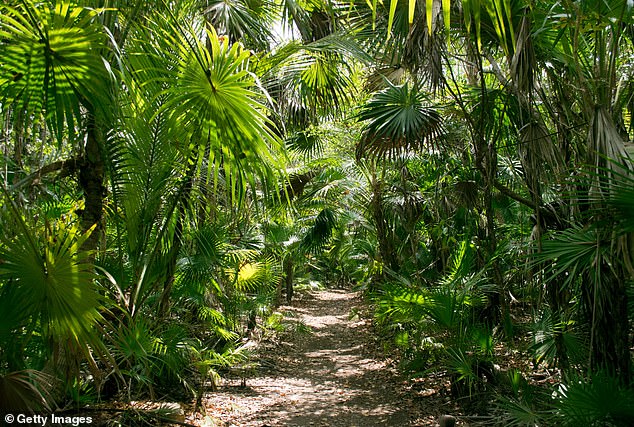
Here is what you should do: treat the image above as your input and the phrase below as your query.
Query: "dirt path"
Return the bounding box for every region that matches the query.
[198,289,430,426]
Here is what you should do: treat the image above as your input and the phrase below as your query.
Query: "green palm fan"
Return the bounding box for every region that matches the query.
[0,196,109,401]
[203,0,274,50]
[265,38,360,127]
[0,1,110,143]
[555,371,634,426]
[0,217,103,349]
[144,22,285,205]
[356,82,445,159]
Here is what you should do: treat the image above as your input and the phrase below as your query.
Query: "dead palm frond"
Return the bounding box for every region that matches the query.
[510,11,536,95]
[518,121,564,197]
[586,106,632,204]
[0,370,56,412]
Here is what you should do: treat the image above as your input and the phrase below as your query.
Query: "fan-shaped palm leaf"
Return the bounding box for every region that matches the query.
[203,0,274,50]
[0,1,110,143]
[270,43,357,126]
[0,370,56,412]
[356,82,445,159]
[0,198,108,391]
[300,207,338,254]
[0,212,102,346]
[555,371,634,426]
[143,22,284,204]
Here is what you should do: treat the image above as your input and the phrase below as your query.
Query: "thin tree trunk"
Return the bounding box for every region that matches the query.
[285,256,294,304]
[370,171,398,272]
[79,113,105,255]
[480,139,507,328]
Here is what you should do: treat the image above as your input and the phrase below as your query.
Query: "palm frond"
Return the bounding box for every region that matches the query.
[277,49,355,122]
[203,0,274,50]
[0,215,103,347]
[0,1,110,143]
[518,121,563,189]
[586,106,632,204]
[530,310,587,367]
[375,282,432,326]
[356,82,445,159]
[300,207,338,254]
[115,102,183,264]
[0,370,56,412]
[555,371,634,426]
[136,17,285,205]
[534,225,602,289]
[286,130,325,158]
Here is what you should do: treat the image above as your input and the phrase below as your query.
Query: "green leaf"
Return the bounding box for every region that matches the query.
[387,0,399,40]
[443,0,451,36]
[356,83,445,158]
[0,216,102,347]
[140,19,285,205]
[0,1,110,144]
[463,0,472,33]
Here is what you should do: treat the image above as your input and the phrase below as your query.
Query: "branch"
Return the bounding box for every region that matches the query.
[10,157,79,190]
[493,180,537,210]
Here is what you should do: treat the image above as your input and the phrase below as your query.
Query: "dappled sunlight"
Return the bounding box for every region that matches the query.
[3,2,632,426]
[201,290,416,426]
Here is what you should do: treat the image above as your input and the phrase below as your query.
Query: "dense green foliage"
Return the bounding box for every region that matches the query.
[1,0,634,425]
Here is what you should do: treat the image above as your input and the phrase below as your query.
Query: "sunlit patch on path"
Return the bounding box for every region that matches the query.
[199,290,419,426]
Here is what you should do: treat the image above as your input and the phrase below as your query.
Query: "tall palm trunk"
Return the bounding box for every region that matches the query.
[369,169,399,272]
[158,158,197,317]
[584,107,632,382]
[583,266,630,381]
[79,112,105,255]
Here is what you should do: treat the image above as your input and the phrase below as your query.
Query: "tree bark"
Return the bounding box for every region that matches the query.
[584,259,630,383]
[369,172,399,272]
[79,113,105,254]
[285,257,294,303]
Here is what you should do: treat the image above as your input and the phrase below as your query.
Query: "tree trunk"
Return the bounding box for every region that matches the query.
[370,174,398,272]
[585,263,630,383]
[285,257,294,304]
[79,113,105,255]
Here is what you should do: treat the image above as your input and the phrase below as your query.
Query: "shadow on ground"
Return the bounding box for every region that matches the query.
[201,290,422,427]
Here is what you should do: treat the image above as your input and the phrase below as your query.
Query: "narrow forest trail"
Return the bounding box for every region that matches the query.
[197,289,438,426]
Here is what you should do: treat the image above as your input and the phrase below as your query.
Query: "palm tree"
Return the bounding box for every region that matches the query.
[364,0,633,381]
[519,0,633,380]
[1,0,289,406]
[354,82,445,273]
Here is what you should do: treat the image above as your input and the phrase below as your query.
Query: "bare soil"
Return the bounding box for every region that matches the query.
[191,289,453,427]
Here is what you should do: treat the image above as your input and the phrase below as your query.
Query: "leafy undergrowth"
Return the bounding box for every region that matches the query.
[373,284,634,427]
[73,288,634,427]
